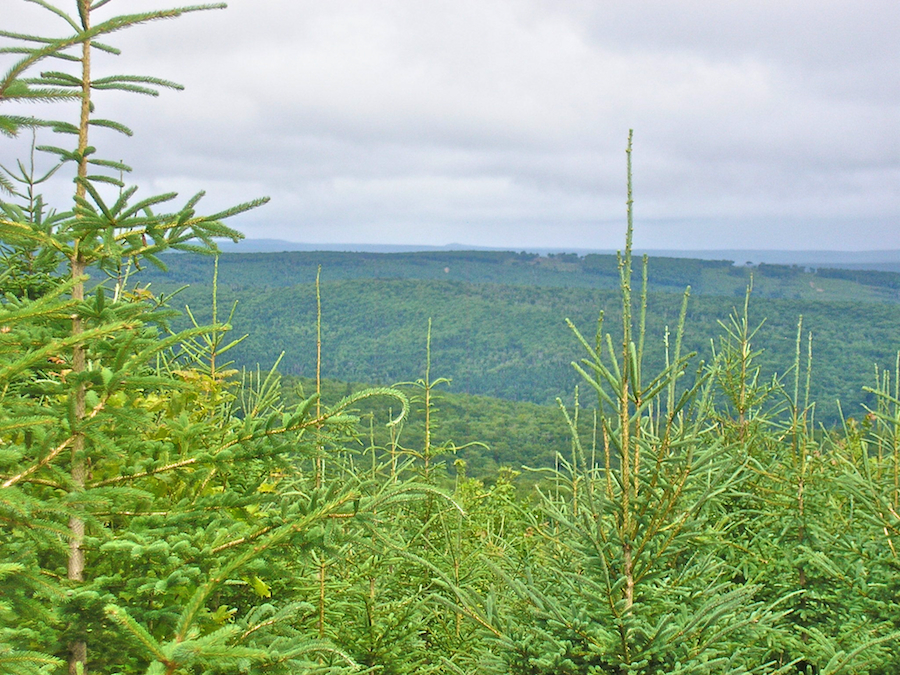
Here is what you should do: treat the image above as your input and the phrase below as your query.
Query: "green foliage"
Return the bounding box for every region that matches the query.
[0,3,407,674]
[288,376,572,479]
[141,275,900,426]
[466,138,785,673]
[815,267,900,291]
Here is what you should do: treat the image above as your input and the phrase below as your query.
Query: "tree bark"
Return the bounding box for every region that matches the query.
[69,4,91,670]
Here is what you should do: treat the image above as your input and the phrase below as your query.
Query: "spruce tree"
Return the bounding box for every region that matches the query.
[0,3,388,673]
[448,135,791,674]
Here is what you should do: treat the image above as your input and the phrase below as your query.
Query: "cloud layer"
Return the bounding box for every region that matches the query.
[3,0,898,249]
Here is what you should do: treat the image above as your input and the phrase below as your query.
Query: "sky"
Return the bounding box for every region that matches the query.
[2,0,899,251]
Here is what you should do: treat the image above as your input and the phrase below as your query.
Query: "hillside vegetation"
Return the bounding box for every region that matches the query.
[141,260,900,425]
[285,376,575,479]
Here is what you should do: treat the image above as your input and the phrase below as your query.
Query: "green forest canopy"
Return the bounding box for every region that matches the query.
[138,251,900,426]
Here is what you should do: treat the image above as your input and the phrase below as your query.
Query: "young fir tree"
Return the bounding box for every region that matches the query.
[0,3,409,674]
[711,293,900,671]
[1,2,257,671]
[836,363,900,673]
[446,134,792,674]
[301,322,495,674]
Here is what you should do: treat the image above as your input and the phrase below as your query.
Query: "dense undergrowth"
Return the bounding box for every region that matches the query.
[4,3,900,674]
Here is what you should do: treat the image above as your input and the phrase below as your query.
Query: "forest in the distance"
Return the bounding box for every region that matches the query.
[138,249,900,429]
[5,4,900,675]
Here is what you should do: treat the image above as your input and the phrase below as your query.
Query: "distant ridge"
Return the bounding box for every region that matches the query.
[215,239,900,270]
[214,239,483,254]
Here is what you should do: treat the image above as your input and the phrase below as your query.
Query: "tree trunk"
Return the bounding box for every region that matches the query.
[69,4,92,669]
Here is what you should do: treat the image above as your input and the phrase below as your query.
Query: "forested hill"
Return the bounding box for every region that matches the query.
[133,251,900,426]
[143,249,900,303]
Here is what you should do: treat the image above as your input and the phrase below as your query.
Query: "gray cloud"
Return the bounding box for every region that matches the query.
[2,0,898,249]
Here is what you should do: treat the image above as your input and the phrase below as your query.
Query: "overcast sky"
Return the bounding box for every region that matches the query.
[2,1,899,250]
